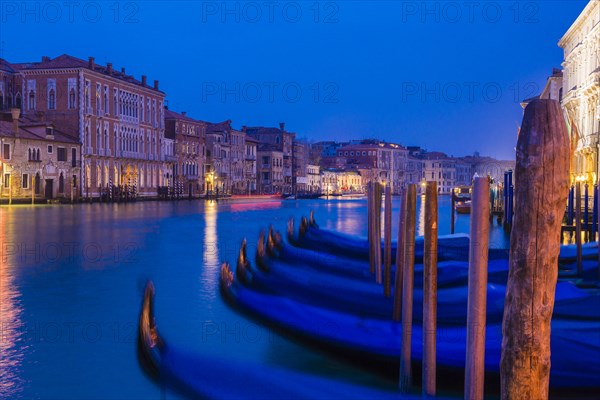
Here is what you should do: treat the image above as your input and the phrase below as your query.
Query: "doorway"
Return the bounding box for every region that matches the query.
[45,179,54,199]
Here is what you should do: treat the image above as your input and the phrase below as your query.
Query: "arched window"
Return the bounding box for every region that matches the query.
[48,89,56,109]
[15,93,21,109]
[36,149,40,161]
[58,173,64,194]
[28,148,32,160]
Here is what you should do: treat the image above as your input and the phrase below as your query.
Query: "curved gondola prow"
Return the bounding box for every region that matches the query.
[287,218,298,246]
[137,281,163,381]
[237,239,252,285]
[299,216,309,238]
[309,210,319,229]
[255,231,270,272]
[267,226,283,257]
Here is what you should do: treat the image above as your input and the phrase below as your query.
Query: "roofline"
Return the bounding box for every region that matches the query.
[16,67,167,97]
[558,1,598,48]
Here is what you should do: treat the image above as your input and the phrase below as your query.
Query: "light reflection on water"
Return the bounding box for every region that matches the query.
[0,210,26,399]
[0,197,509,399]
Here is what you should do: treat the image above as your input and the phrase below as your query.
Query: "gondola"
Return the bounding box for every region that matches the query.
[220,263,600,391]
[244,234,600,322]
[137,282,417,399]
[288,213,509,263]
[277,224,600,287]
[239,236,506,324]
[290,213,600,265]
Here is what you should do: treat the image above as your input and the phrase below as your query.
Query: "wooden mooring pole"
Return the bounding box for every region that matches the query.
[368,182,375,275]
[375,182,383,284]
[464,177,490,400]
[383,184,392,296]
[500,99,570,399]
[392,188,406,322]
[450,190,456,234]
[399,183,416,392]
[576,182,583,275]
[423,181,438,397]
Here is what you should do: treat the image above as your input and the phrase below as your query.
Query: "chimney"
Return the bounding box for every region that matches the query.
[41,56,50,62]
[46,126,54,138]
[181,111,186,117]
[242,125,247,133]
[279,122,285,131]
[121,67,126,74]
[107,62,113,74]
[154,80,159,90]
[88,56,95,70]
[142,75,147,86]
[10,108,20,134]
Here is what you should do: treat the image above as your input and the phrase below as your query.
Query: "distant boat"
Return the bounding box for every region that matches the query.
[455,201,471,214]
[453,185,472,200]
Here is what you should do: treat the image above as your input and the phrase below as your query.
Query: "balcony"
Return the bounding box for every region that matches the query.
[28,158,42,163]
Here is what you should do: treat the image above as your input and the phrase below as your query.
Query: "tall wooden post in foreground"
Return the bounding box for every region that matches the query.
[399,184,416,392]
[368,182,375,275]
[464,177,490,400]
[375,183,383,284]
[423,181,438,397]
[500,99,570,400]
[392,189,406,321]
[384,184,393,297]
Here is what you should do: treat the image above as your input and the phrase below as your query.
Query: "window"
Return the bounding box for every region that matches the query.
[71,148,77,167]
[3,143,10,159]
[96,83,102,114]
[22,174,29,189]
[28,91,35,110]
[48,89,56,109]
[68,78,77,109]
[104,86,109,114]
[57,147,67,162]
[59,173,64,194]
[47,145,53,154]
[34,173,41,194]
[69,89,76,109]
[3,174,9,187]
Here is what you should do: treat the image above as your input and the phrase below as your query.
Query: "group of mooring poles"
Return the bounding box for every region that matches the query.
[565,182,600,276]
[367,178,491,398]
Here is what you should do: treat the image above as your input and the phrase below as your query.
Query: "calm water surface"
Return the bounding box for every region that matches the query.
[0,196,508,399]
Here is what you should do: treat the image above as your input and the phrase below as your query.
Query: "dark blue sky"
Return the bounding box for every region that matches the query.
[0,0,589,159]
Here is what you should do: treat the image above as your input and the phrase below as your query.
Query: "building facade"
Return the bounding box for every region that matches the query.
[246,123,295,194]
[257,146,284,194]
[164,109,206,197]
[559,0,600,184]
[1,109,81,201]
[244,135,258,194]
[7,55,170,199]
[306,164,321,193]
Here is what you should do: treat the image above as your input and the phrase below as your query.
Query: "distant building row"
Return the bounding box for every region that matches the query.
[0,54,513,201]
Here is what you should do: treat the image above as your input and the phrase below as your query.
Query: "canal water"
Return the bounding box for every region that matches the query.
[0,196,509,399]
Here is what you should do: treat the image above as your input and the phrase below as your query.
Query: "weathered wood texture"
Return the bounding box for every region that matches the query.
[464,177,491,400]
[500,99,571,400]
[375,183,383,283]
[423,181,438,397]
[368,182,375,275]
[392,189,406,321]
[399,184,417,392]
[384,184,393,296]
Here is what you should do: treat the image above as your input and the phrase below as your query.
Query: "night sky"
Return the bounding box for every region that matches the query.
[0,0,590,159]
